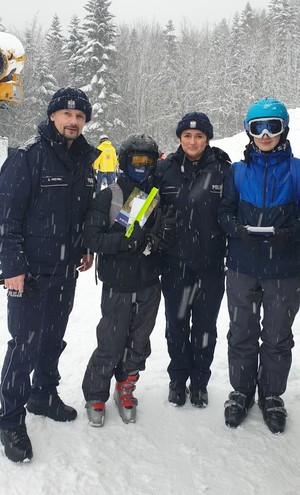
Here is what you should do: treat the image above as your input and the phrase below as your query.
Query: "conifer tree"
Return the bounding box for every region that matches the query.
[64,15,85,87]
[79,0,118,143]
[45,14,68,88]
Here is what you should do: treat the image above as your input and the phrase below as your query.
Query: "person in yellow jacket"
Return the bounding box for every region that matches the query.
[93,135,118,191]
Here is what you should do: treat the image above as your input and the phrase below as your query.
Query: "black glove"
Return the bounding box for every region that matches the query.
[120,221,146,253]
[267,228,295,252]
[23,273,40,299]
[156,205,177,250]
[146,205,177,253]
[237,225,263,247]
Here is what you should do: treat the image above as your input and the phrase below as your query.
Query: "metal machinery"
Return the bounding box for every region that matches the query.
[0,32,25,166]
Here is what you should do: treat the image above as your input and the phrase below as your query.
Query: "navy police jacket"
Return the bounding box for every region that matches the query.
[0,120,97,278]
[218,142,300,278]
[155,145,231,275]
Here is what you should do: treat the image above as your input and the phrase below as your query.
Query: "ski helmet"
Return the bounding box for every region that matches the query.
[244,98,289,126]
[99,134,109,143]
[119,133,159,184]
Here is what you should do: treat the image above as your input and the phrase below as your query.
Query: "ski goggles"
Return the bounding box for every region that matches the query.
[128,154,156,168]
[246,118,285,138]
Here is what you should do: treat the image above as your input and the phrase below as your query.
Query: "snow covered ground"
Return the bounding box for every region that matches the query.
[1,110,300,494]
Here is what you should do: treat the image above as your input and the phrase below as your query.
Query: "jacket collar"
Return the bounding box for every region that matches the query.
[38,119,98,170]
[248,140,292,166]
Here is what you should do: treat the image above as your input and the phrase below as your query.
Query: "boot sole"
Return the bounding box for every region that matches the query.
[87,414,105,427]
[88,420,105,427]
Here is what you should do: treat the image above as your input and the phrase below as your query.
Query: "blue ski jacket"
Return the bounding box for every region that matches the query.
[0,120,97,278]
[218,142,300,278]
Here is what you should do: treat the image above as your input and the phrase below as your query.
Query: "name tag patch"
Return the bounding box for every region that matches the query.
[41,176,67,187]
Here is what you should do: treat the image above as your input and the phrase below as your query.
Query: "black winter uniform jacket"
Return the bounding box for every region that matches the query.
[83,175,161,292]
[155,145,231,275]
[0,120,97,278]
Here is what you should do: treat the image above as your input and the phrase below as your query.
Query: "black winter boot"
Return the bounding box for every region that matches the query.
[27,392,77,422]
[189,386,208,408]
[258,396,287,434]
[0,424,33,463]
[224,391,255,428]
[168,381,188,406]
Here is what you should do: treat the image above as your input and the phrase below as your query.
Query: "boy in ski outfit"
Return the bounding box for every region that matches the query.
[82,133,176,426]
[0,87,97,462]
[218,98,300,433]
[155,112,231,408]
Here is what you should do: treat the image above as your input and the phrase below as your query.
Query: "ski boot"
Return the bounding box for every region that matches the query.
[114,373,139,424]
[224,391,254,428]
[85,401,106,427]
[258,395,287,434]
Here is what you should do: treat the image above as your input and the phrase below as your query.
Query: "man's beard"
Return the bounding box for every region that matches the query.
[63,127,79,140]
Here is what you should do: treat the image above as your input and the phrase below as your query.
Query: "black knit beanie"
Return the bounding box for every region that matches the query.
[176,112,213,139]
[47,87,92,122]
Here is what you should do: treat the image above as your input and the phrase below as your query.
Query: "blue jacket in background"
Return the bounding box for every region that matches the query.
[218,142,300,278]
[0,120,97,278]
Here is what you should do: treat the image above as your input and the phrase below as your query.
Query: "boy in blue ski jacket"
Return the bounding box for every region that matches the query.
[218,98,300,434]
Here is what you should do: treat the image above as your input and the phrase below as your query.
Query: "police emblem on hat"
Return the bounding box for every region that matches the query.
[67,99,76,109]
[189,120,197,128]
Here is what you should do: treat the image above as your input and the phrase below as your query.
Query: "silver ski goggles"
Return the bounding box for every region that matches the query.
[245,118,285,138]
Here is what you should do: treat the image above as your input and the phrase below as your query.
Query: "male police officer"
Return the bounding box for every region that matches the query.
[0,87,97,462]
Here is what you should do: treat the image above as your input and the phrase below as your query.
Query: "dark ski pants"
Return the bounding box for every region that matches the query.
[226,269,300,398]
[0,272,77,429]
[161,263,225,390]
[82,283,161,403]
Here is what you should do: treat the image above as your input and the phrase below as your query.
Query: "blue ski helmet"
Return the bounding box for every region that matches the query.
[244,98,289,128]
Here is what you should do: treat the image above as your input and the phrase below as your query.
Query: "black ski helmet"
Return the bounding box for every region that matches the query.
[118,133,159,173]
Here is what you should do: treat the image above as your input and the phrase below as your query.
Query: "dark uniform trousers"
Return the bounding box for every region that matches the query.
[226,269,300,398]
[0,271,77,429]
[161,262,225,390]
[82,283,161,403]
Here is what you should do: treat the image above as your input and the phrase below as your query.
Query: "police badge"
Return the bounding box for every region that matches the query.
[67,99,76,109]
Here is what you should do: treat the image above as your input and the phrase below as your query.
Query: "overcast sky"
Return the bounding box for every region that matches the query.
[2,0,271,33]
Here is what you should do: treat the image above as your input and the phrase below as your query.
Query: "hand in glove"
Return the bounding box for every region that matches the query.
[237,225,263,248]
[120,221,146,253]
[268,228,295,252]
[156,205,177,250]
[146,205,177,253]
